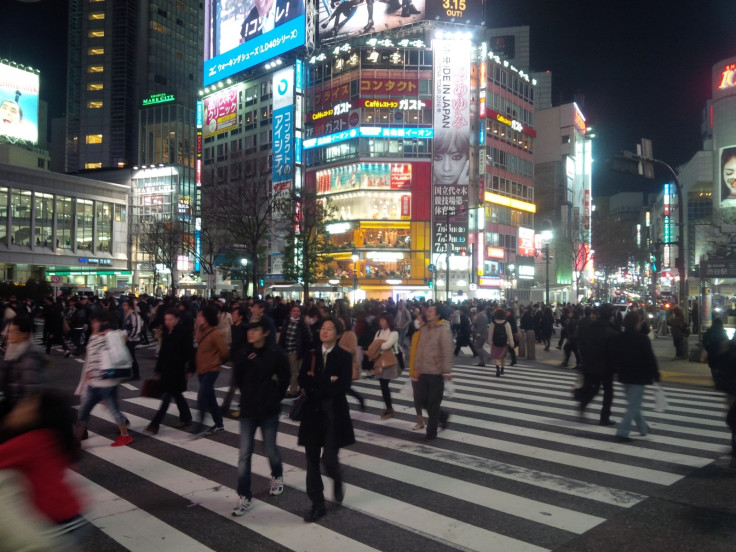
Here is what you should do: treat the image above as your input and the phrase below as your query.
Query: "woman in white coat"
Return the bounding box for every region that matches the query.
[373,313,400,419]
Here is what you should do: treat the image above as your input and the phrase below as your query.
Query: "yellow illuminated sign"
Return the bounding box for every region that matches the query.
[484,192,536,213]
[360,221,410,229]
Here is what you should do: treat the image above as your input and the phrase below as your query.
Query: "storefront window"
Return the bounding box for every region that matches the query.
[57,196,73,249]
[11,190,32,246]
[114,204,126,222]
[0,187,7,245]
[96,201,112,253]
[76,199,94,251]
[34,193,53,248]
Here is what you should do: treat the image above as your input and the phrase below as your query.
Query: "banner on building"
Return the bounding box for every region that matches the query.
[273,66,295,191]
[203,83,243,139]
[432,38,471,254]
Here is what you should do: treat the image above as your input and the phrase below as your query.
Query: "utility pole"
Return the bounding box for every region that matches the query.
[609,140,689,330]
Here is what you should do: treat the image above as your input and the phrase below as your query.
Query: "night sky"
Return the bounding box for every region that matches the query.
[2,0,735,196]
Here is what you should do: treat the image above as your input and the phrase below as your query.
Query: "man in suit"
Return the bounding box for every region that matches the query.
[297,317,355,522]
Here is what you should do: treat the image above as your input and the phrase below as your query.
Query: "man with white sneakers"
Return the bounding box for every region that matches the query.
[231,319,291,516]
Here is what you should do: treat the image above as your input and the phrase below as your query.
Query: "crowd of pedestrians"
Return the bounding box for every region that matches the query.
[0,289,735,546]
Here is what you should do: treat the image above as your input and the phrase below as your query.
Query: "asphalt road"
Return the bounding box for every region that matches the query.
[35,330,736,552]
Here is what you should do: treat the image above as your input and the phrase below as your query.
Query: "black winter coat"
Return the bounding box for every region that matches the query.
[233,343,290,419]
[154,323,193,394]
[297,346,355,449]
[610,329,660,385]
[578,318,618,377]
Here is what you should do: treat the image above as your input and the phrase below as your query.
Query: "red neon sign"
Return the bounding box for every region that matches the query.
[719,64,736,90]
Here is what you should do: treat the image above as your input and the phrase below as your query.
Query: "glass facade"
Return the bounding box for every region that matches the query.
[34,193,53,248]
[0,189,121,254]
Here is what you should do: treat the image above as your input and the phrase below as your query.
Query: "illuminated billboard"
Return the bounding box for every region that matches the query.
[720,146,736,206]
[432,38,471,255]
[202,83,243,139]
[272,66,294,187]
[0,61,39,145]
[426,0,483,24]
[203,0,306,86]
[318,0,425,42]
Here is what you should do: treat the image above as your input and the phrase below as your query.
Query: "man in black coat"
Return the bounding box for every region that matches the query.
[577,304,618,426]
[231,318,290,516]
[297,317,355,523]
[146,308,193,434]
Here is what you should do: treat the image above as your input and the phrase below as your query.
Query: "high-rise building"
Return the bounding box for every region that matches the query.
[65,0,203,294]
[65,0,203,172]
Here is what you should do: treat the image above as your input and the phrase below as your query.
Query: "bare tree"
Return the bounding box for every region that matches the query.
[201,155,279,298]
[136,219,190,293]
[280,188,336,302]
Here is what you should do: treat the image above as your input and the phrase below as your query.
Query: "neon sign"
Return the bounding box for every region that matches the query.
[142,92,175,106]
[574,103,586,132]
[719,64,736,90]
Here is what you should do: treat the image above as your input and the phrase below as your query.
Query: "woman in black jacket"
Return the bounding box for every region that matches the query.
[298,317,355,523]
[610,311,660,441]
[146,308,193,434]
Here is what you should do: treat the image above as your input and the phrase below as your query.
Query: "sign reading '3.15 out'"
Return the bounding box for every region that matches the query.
[426,0,484,24]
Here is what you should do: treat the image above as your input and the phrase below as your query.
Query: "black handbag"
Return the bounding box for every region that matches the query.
[289,394,306,421]
[140,378,163,399]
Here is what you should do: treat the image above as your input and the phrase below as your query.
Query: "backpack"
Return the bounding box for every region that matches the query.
[492,321,508,347]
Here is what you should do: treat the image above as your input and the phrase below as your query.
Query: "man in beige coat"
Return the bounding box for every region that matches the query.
[413,305,453,441]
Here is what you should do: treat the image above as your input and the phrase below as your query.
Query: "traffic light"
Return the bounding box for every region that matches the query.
[428,279,434,289]
[259,278,265,288]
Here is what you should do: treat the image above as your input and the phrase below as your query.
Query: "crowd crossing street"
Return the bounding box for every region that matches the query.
[39,332,736,552]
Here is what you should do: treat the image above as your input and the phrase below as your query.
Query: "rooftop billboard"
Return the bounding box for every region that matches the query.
[203,0,306,86]
[0,61,39,145]
[318,0,425,42]
[426,0,484,24]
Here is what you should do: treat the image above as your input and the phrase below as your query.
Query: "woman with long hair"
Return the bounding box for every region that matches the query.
[338,315,365,411]
[372,313,400,419]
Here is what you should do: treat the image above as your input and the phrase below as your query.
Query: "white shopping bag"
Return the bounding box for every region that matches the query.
[653,384,667,413]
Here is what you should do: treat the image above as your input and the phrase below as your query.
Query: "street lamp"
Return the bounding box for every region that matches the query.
[541,227,553,306]
[351,248,359,301]
[240,258,248,297]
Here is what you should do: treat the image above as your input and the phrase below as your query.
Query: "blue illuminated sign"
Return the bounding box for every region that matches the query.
[295,59,304,93]
[196,100,203,128]
[204,15,306,86]
[303,127,434,150]
[479,126,485,145]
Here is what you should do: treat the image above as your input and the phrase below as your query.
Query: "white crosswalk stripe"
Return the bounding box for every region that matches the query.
[72,361,732,551]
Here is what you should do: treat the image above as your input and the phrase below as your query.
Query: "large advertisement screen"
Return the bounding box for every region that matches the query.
[203,0,306,86]
[432,38,471,255]
[202,83,243,139]
[426,0,484,24]
[318,0,425,42]
[720,146,736,207]
[0,62,39,145]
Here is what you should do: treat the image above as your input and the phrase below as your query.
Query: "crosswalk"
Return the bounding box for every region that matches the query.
[70,360,732,552]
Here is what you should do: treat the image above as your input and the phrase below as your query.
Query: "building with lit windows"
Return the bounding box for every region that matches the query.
[533,102,593,303]
[63,0,203,293]
[0,163,129,292]
[65,0,203,172]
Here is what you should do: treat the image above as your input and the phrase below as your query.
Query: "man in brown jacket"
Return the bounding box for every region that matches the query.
[413,305,453,441]
[194,304,230,434]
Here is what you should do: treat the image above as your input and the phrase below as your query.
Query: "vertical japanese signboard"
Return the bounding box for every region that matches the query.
[272,66,294,192]
[432,38,471,254]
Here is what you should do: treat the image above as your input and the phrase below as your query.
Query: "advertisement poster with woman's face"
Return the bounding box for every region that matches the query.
[720,146,736,205]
